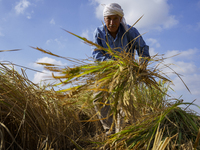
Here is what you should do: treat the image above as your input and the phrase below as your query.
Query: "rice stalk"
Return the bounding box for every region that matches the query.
[152,124,176,150]
[194,128,200,149]
[0,63,99,149]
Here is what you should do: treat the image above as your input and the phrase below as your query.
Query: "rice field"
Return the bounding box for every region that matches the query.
[0,27,200,149]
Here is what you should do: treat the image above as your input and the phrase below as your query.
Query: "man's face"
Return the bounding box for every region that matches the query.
[104,15,122,34]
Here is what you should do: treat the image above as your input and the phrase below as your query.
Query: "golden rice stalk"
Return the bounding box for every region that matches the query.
[152,124,177,150]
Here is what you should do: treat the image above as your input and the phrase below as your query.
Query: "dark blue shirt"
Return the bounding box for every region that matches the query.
[92,23,150,61]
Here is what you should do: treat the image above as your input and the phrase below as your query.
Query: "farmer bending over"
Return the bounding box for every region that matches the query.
[92,3,150,135]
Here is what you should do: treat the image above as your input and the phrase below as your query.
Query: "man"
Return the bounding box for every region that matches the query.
[92,3,150,135]
[92,3,150,61]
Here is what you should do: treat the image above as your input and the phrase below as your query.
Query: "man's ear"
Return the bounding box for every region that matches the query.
[104,17,106,23]
[119,17,122,22]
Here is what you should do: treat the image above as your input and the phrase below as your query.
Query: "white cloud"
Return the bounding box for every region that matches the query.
[32,57,66,84]
[15,0,31,15]
[172,74,200,95]
[147,38,160,56]
[155,48,200,101]
[32,70,53,84]
[92,0,178,30]
[147,38,160,48]
[157,48,198,77]
[147,39,200,101]
[149,47,157,56]
[50,19,55,25]
[165,48,198,60]
[45,39,51,45]
[169,61,196,75]
[27,15,31,19]
[33,57,65,68]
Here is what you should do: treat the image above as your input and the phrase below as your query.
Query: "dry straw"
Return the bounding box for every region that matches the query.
[0,16,199,149]
[0,63,99,149]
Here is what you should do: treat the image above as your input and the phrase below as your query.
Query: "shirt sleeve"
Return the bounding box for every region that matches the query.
[91,28,108,61]
[128,26,150,58]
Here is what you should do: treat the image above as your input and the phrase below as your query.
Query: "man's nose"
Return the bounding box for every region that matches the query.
[110,19,114,24]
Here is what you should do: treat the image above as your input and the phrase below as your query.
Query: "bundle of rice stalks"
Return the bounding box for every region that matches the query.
[104,102,200,149]
[0,63,99,149]
[33,29,172,122]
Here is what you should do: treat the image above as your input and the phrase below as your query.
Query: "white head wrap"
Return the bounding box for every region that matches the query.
[103,3,128,31]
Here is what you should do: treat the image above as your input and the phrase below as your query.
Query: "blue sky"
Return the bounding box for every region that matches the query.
[0,0,200,112]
